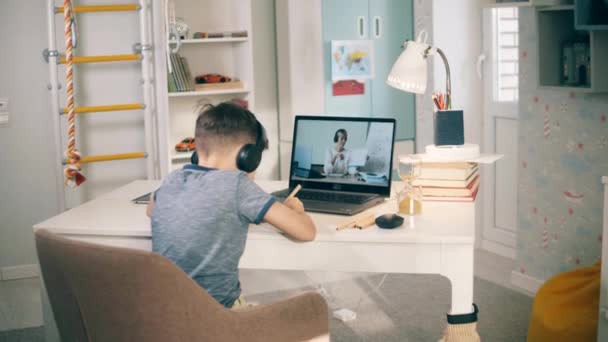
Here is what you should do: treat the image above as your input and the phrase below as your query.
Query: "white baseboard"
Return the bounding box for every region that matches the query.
[1,264,39,280]
[481,239,516,259]
[511,270,544,296]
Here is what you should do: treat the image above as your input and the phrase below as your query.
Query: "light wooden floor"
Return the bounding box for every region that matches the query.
[0,249,528,332]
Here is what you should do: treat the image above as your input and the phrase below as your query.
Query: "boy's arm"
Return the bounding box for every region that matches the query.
[146,195,154,218]
[263,198,316,241]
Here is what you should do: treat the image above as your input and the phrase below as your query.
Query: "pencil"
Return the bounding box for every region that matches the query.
[285,184,302,201]
[432,95,441,111]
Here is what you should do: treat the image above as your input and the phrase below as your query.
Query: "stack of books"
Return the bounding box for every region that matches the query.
[167,52,195,92]
[412,162,480,202]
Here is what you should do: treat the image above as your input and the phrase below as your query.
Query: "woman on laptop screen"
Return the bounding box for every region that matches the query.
[324,128,351,175]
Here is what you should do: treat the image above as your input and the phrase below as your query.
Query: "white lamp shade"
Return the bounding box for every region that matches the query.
[386,40,429,94]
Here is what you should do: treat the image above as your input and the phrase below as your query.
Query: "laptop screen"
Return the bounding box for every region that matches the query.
[289,116,396,196]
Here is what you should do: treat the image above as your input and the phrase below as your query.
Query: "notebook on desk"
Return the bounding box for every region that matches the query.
[272,115,396,215]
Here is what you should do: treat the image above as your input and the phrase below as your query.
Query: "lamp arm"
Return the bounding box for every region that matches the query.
[435,47,452,109]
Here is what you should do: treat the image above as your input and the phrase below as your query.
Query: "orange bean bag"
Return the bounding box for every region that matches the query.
[527,262,600,341]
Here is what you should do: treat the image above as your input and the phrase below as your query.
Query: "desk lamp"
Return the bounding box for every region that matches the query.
[387,31,479,160]
[387,31,451,103]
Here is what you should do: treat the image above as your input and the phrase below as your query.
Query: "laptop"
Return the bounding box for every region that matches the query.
[272,115,396,215]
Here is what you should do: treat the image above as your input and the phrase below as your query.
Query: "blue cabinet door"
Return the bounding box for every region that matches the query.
[369,0,415,140]
[322,0,372,116]
[322,0,415,141]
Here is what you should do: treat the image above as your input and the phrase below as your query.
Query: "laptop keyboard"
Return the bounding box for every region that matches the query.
[274,189,377,204]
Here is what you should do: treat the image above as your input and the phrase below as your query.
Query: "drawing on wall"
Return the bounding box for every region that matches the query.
[331,40,375,81]
[332,80,365,96]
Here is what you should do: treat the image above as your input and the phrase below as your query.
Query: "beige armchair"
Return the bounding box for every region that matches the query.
[35,229,329,342]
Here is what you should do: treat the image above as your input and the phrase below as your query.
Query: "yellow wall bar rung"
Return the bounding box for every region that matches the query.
[62,152,146,165]
[62,103,144,115]
[81,152,146,164]
[56,5,139,13]
[82,152,147,164]
[59,54,141,64]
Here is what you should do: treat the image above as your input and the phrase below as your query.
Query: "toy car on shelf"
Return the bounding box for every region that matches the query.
[195,74,232,84]
[175,137,196,152]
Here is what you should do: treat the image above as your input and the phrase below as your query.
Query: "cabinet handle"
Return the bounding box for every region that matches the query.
[373,16,382,38]
[476,53,486,80]
[357,16,366,38]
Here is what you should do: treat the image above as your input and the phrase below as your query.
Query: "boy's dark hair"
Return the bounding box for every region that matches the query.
[195,102,267,154]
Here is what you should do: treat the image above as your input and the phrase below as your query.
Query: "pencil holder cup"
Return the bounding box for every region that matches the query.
[434,109,464,146]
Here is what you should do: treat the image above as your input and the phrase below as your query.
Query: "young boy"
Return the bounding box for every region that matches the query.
[147,102,316,308]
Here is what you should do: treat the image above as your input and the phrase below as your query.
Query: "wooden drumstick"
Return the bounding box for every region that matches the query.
[336,213,376,231]
[354,214,377,229]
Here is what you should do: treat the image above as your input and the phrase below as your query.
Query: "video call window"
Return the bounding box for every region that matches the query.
[291,119,394,187]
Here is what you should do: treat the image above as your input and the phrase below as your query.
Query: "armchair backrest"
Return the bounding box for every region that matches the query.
[35,229,234,342]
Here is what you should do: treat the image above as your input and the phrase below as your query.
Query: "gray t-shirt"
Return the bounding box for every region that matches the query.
[151,164,275,307]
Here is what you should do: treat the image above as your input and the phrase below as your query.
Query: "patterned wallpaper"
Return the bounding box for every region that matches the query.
[517,8,608,280]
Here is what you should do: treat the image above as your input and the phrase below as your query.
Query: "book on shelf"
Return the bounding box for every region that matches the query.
[169,53,185,91]
[418,162,478,181]
[180,56,196,91]
[419,176,480,197]
[422,186,479,202]
[167,70,178,93]
[168,52,194,92]
[192,30,248,39]
[413,169,479,188]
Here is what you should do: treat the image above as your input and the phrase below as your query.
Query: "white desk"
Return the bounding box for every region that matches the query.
[35,180,477,339]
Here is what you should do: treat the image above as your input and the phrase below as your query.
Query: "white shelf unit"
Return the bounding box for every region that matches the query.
[575,0,608,30]
[489,0,572,6]
[171,151,194,161]
[167,88,251,97]
[170,38,249,44]
[488,1,533,7]
[536,5,608,92]
[153,0,254,176]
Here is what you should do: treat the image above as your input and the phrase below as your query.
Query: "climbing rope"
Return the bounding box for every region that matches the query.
[63,0,86,187]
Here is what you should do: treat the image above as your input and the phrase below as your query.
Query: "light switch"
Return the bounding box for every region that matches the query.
[0,98,8,112]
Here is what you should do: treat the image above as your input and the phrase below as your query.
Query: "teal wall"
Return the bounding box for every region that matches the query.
[517,8,608,280]
[321,0,415,141]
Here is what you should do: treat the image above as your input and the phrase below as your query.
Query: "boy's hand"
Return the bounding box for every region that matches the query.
[284,197,305,213]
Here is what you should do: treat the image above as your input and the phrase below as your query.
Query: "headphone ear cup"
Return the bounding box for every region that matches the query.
[190,151,198,165]
[236,144,262,173]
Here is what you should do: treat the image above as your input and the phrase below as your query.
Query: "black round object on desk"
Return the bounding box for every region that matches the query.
[375,214,404,229]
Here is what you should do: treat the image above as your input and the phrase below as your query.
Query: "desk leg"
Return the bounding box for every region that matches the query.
[440,245,480,341]
[40,277,61,342]
[441,244,475,315]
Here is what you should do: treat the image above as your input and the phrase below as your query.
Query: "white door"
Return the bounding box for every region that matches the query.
[479,7,519,259]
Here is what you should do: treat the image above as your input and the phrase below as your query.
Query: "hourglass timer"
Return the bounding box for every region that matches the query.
[397,156,423,215]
